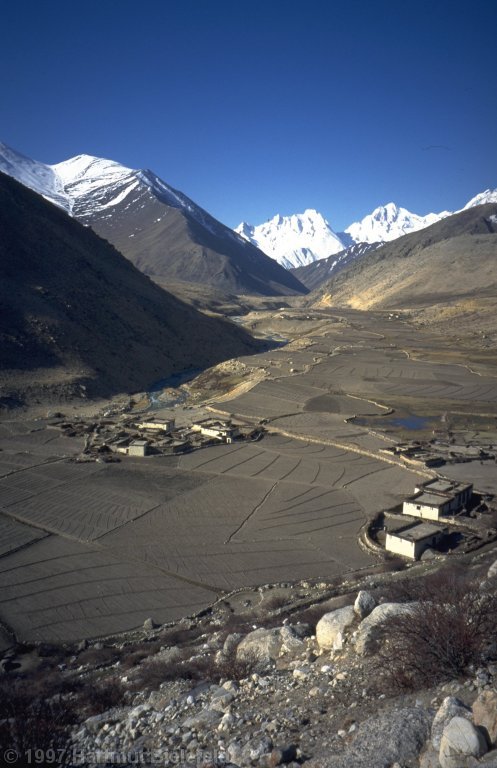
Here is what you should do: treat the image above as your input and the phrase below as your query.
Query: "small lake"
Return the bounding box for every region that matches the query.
[353,413,432,431]
[387,415,431,430]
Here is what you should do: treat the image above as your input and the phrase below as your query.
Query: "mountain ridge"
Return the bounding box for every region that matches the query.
[0,141,307,297]
[236,189,497,270]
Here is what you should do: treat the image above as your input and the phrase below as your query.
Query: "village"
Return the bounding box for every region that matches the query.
[49,413,264,460]
[46,405,497,567]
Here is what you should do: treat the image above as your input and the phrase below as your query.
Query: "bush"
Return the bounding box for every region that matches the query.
[76,678,125,716]
[376,567,497,691]
[0,677,75,766]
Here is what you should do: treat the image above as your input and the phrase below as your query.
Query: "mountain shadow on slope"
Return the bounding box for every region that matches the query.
[80,180,308,297]
[0,172,266,406]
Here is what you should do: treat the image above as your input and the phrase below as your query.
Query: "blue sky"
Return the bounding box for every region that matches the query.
[1,0,496,230]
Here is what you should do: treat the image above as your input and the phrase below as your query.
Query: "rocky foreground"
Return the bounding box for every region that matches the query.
[3,558,497,768]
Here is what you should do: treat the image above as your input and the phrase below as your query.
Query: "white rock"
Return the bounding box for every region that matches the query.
[439,716,487,768]
[432,697,473,751]
[487,559,497,581]
[354,602,417,656]
[236,628,282,664]
[316,606,355,651]
[354,590,376,619]
[292,666,310,681]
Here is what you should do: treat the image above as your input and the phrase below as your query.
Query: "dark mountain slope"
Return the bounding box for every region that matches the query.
[310,204,497,309]
[85,185,308,296]
[290,242,379,290]
[0,172,263,406]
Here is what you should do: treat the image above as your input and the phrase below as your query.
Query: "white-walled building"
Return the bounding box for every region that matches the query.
[403,479,473,521]
[128,439,149,457]
[191,419,239,444]
[136,418,175,433]
[386,522,447,560]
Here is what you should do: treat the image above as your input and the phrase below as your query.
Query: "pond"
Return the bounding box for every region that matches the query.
[353,413,433,431]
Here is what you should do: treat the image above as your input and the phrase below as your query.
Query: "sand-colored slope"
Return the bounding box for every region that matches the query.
[312,204,497,311]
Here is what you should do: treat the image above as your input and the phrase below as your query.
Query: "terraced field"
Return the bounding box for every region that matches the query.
[0,307,496,642]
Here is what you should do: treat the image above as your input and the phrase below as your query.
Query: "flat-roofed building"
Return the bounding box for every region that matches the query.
[136,418,175,434]
[403,479,473,520]
[128,439,149,457]
[191,419,239,444]
[386,522,447,560]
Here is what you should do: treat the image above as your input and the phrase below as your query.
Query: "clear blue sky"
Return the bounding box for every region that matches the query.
[1,0,496,230]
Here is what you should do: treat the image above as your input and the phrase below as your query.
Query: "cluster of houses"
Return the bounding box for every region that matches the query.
[75,415,253,460]
[382,439,495,469]
[384,478,474,561]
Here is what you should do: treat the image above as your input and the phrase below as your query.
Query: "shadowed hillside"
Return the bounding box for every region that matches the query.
[0,172,263,406]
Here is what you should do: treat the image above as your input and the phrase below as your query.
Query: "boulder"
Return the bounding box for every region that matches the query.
[222,632,243,656]
[316,606,355,651]
[305,705,433,768]
[354,602,417,656]
[354,590,376,619]
[143,617,157,631]
[236,628,282,665]
[280,624,306,653]
[473,689,497,746]
[241,735,273,764]
[432,697,473,751]
[439,716,487,768]
[487,559,497,581]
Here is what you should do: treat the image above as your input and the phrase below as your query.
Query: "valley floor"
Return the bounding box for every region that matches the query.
[0,308,496,644]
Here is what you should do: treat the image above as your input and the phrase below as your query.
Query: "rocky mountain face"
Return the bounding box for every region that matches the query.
[310,203,497,310]
[0,171,263,406]
[290,242,379,290]
[0,142,307,297]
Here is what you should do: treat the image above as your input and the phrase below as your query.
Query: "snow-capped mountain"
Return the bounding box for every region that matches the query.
[0,141,71,212]
[235,209,345,269]
[0,141,246,242]
[237,188,497,270]
[462,188,497,210]
[0,141,307,296]
[342,203,451,245]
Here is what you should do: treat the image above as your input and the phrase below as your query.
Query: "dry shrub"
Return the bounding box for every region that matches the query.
[292,603,327,626]
[158,625,204,646]
[376,567,497,692]
[75,678,125,716]
[262,594,288,612]
[130,643,259,692]
[77,645,122,668]
[216,646,259,682]
[0,677,75,766]
[128,649,192,691]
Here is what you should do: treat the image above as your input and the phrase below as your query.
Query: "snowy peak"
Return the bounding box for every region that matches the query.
[235,208,346,269]
[344,203,450,245]
[0,141,240,242]
[0,141,71,212]
[463,188,497,210]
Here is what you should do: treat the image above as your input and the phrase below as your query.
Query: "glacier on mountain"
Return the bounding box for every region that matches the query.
[343,202,451,244]
[235,209,345,269]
